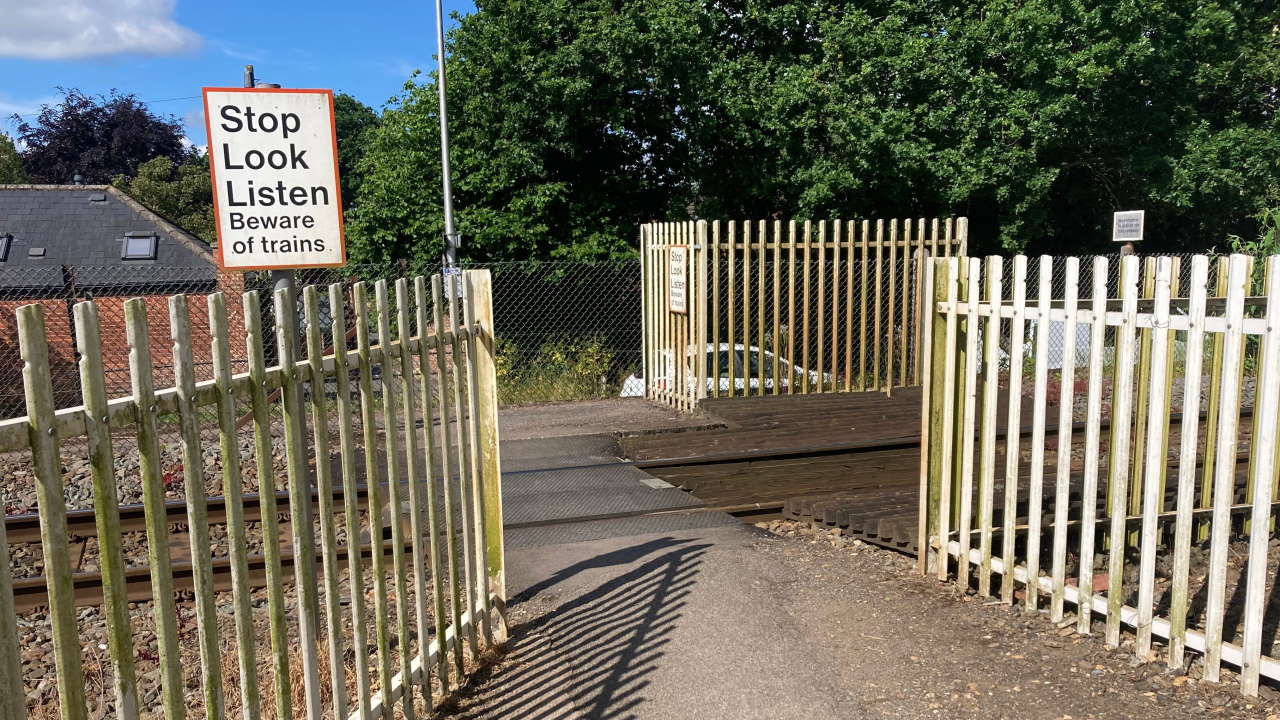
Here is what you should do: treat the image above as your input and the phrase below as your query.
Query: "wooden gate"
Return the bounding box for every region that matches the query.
[920,252,1280,697]
[0,270,506,720]
[641,217,967,410]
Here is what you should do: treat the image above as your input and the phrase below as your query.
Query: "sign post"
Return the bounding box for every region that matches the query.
[668,244,688,314]
[1112,210,1144,256]
[203,85,346,270]
[207,72,342,652]
[432,0,459,269]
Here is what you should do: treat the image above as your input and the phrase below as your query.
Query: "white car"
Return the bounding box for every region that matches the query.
[619,343,827,397]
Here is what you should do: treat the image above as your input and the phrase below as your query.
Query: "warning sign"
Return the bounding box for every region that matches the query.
[203,87,346,270]
[1112,210,1144,243]
[668,245,688,314]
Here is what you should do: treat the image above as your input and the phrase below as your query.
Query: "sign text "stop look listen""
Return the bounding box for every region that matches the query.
[203,87,346,270]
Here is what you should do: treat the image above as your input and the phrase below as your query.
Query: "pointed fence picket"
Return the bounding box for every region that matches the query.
[0,270,507,719]
[920,253,1280,697]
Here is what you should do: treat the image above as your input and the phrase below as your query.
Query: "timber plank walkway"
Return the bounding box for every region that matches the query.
[623,388,927,463]
[626,390,1034,517]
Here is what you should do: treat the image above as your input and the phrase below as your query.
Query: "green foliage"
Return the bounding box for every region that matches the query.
[112,156,216,244]
[705,2,1280,255]
[347,0,708,266]
[0,134,26,184]
[1230,208,1280,256]
[333,93,379,209]
[495,334,616,405]
[350,0,1280,263]
[13,88,194,184]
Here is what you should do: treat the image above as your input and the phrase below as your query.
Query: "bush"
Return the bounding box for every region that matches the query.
[496,334,616,405]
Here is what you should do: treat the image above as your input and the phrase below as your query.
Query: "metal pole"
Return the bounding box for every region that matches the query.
[244,65,316,639]
[433,0,459,268]
[244,65,298,299]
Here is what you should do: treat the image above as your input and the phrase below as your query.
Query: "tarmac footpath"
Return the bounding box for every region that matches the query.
[457,400,1252,720]
[485,424,858,720]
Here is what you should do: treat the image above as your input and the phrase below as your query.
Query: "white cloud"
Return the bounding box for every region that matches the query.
[0,93,59,140]
[0,92,58,119]
[0,0,202,60]
[178,135,205,154]
[212,40,262,63]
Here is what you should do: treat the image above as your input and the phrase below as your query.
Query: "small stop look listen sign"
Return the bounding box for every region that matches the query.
[668,245,688,314]
[204,87,346,270]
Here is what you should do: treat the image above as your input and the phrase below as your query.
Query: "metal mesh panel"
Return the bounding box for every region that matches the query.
[0,260,642,420]
[478,260,641,405]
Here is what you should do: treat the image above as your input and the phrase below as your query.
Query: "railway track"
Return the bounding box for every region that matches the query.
[638,405,1260,555]
[780,456,1266,556]
[4,478,428,612]
[4,488,326,545]
[2,452,769,612]
[7,534,418,613]
[4,403,1260,613]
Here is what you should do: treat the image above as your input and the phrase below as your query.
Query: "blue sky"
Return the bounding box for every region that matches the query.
[0,0,476,146]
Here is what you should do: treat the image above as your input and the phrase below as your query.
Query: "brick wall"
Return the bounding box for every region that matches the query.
[0,275,251,417]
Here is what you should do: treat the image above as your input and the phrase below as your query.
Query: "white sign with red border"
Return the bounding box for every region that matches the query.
[204,87,346,270]
[668,245,688,314]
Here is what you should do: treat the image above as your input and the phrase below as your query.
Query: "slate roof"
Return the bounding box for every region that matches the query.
[0,185,216,293]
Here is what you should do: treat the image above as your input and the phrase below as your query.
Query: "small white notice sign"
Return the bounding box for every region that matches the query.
[668,245,688,314]
[1112,210,1144,243]
[204,87,346,269]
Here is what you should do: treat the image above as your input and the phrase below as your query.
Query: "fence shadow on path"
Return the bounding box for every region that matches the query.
[448,537,710,720]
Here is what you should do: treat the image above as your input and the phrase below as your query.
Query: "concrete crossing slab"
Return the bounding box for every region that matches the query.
[500,432,704,530]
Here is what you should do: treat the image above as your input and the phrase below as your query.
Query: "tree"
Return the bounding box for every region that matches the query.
[13,88,193,185]
[349,0,1280,262]
[347,0,710,266]
[333,93,378,209]
[112,156,216,244]
[705,1,1280,254]
[0,134,26,184]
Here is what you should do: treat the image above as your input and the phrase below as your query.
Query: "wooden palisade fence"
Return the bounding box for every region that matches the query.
[920,252,1280,696]
[642,217,967,410]
[0,270,506,720]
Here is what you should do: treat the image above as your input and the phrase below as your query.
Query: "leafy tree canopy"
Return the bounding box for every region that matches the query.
[112,155,216,245]
[350,0,1280,263]
[347,0,709,267]
[0,134,26,184]
[14,88,194,185]
[333,93,379,209]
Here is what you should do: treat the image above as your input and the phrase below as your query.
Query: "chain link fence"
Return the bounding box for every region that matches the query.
[0,259,642,521]
[0,252,1232,420]
[479,260,642,405]
[0,259,643,420]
